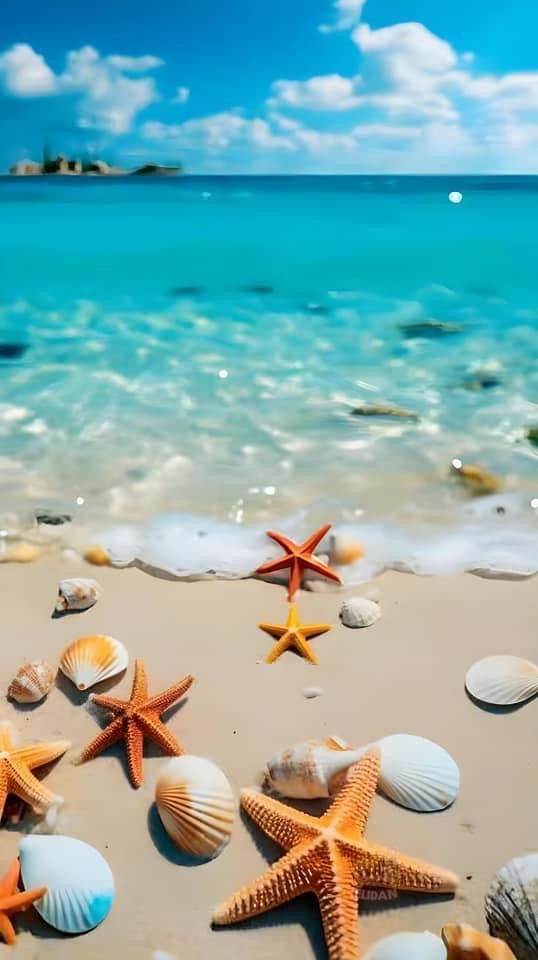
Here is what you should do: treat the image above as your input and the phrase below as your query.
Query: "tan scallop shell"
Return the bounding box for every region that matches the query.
[8,659,56,704]
[339,596,381,628]
[55,578,103,613]
[59,634,128,691]
[155,755,236,859]
[465,655,538,706]
[442,922,516,958]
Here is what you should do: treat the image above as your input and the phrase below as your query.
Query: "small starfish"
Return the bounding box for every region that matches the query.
[0,859,46,945]
[259,604,331,664]
[80,659,193,788]
[213,750,459,960]
[256,523,342,600]
[0,722,69,823]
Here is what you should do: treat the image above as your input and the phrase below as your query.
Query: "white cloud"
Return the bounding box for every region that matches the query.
[0,43,56,95]
[351,122,421,140]
[143,112,248,151]
[174,85,190,104]
[319,0,366,33]
[106,54,163,72]
[251,118,296,150]
[269,74,361,111]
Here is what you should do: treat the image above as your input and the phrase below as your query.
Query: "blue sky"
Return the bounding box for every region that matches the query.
[1,0,538,172]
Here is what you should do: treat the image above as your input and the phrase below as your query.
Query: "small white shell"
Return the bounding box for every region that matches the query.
[19,835,115,934]
[465,655,538,706]
[485,853,538,960]
[55,578,102,613]
[302,686,323,699]
[266,738,364,799]
[364,931,447,959]
[155,755,236,859]
[375,734,460,812]
[59,634,129,691]
[339,596,381,628]
[7,659,55,703]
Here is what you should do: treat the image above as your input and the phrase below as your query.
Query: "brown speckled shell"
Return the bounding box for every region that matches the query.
[8,660,56,703]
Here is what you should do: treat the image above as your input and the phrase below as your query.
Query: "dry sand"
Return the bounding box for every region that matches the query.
[0,558,536,959]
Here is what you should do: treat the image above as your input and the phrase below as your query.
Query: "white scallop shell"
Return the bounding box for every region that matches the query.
[375,734,460,812]
[266,737,364,799]
[363,931,447,959]
[55,578,103,612]
[155,755,236,859]
[484,853,538,959]
[339,596,381,628]
[19,835,115,934]
[7,659,55,703]
[59,634,129,691]
[465,655,538,705]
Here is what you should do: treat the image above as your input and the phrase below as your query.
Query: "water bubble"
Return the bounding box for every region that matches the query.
[75,496,85,506]
[448,191,463,204]
[218,369,229,379]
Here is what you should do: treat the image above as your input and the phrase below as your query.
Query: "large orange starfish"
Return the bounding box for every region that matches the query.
[259,603,331,664]
[256,524,342,600]
[0,722,69,822]
[80,658,193,788]
[213,750,459,960]
[0,859,46,945]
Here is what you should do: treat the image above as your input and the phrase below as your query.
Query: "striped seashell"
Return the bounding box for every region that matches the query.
[442,922,517,958]
[7,659,55,703]
[155,755,236,860]
[59,634,128,691]
[375,734,460,813]
[55,578,103,613]
[465,655,538,706]
[266,737,363,800]
[484,853,538,960]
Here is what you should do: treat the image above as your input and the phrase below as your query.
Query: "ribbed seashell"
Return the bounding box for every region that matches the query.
[339,596,381,628]
[465,655,538,706]
[55,578,103,613]
[59,634,128,691]
[19,835,115,934]
[7,659,55,703]
[375,734,460,812]
[363,931,447,959]
[155,755,236,859]
[266,737,364,799]
[442,922,517,958]
[484,853,538,960]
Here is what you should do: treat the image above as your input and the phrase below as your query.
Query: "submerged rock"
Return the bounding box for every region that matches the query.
[461,375,502,391]
[131,164,181,176]
[526,425,538,446]
[351,403,419,421]
[0,342,27,360]
[400,319,463,338]
[35,512,72,526]
[450,458,502,495]
[170,286,203,296]
[242,284,274,294]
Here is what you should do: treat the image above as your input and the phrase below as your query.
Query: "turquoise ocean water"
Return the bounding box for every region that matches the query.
[0,175,536,578]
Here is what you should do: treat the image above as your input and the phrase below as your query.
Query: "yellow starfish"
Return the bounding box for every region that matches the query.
[213,750,459,960]
[0,722,69,822]
[259,604,331,665]
[0,859,46,945]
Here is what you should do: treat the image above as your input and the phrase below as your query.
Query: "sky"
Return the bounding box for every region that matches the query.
[1,0,538,173]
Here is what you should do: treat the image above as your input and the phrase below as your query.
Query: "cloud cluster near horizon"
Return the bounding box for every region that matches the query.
[1,1,538,172]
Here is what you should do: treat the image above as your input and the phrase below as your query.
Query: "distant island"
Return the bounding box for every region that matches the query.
[9,155,183,177]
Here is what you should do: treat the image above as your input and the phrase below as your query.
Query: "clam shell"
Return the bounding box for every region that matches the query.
[155,755,236,859]
[364,931,447,959]
[375,734,460,812]
[484,853,538,960]
[19,835,115,934]
[55,577,103,613]
[7,659,55,703]
[465,655,538,706]
[266,737,364,799]
[442,922,517,958]
[59,634,128,691]
[339,596,381,628]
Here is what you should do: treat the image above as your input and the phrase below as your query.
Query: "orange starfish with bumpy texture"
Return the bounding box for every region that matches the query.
[0,722,69,822]
[213,750,459,960]
[80,658,193,788]
[256,523,342,600]
[0,859,46,945]
[259,603,331,664]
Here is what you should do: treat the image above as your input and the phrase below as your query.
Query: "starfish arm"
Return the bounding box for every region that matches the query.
[1,887,47,915]
[0,913,16,946]
[7,761,62,813]
[241,789,318,850]
[11,740,71,772]
[0,861,19,898]
[0,767,8,822]
[287,557,303,600]
[265,634,293,664]
[300,523,333,555]
[265,530,297,554]
[131,659,149,702]
[317,856,360,960]
[258,623,287,639]
[137,712,182,758]
[124,720,146,788]
[89,693,129,713]
[292,632,319,665]
[213,848,311,926]
[301,555,342,585]
[299,623,332,639]
[144,674,193,713]
[255,555,293,576]
[79,716,125,763]
[361,840,459,894]
[0,724,16,753]
[323,750,380,837]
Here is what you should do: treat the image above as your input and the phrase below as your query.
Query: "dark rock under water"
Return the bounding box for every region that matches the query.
[351,403,419,421]
[0,342,28,359]
[35,511,72,526]
[400,320,463,338]
[170,286,204,296]
[242,284,274,294]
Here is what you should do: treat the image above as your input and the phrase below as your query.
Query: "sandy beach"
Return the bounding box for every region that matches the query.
[0,558,535,958]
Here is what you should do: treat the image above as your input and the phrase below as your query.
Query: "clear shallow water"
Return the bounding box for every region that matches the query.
[0,175,536,577]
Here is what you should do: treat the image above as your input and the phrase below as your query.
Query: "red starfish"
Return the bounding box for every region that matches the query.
[256,523,342,601]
